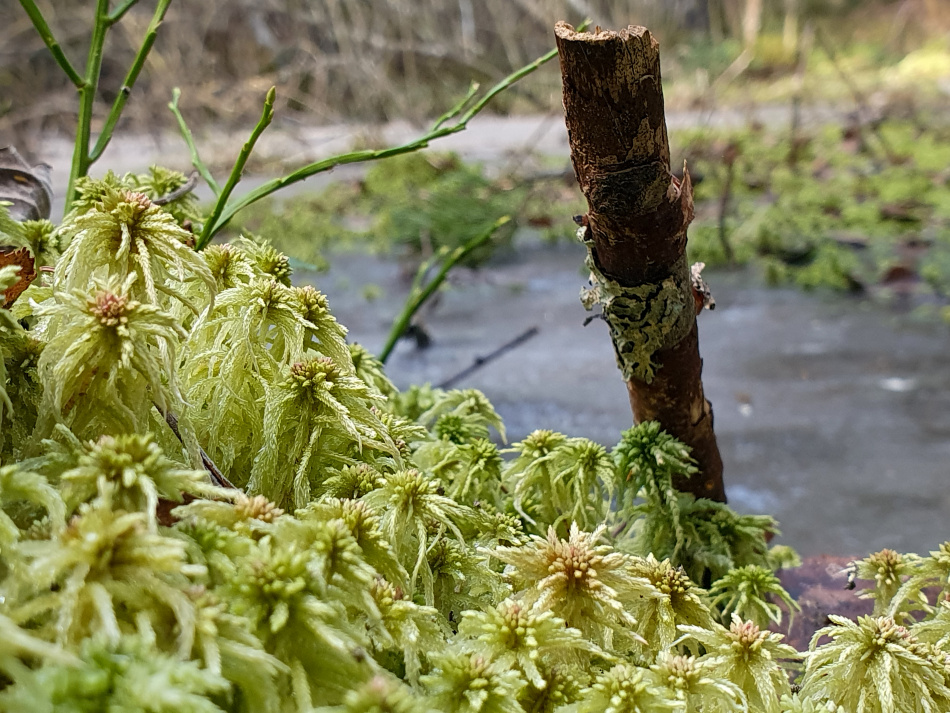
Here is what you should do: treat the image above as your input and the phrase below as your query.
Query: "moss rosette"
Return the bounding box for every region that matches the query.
[580,235,693,384]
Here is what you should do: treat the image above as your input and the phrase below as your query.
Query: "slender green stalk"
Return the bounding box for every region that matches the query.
[457,45,560,125]
[195,87,275,249]
[378,217,509,364]
[168,88,220,195]
[22,0,173,209]
[429,83,479,133]
[90,0,172,162]
[408,257,431,296]
[19,0,84,87]
[66,0,110,210]
[194,27,589,246]
[107,0,140,24]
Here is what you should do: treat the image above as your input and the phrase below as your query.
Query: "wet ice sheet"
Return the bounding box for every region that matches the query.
[317,243,950,558]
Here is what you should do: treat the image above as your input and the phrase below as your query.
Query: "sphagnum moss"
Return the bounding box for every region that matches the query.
[3,171,950,713]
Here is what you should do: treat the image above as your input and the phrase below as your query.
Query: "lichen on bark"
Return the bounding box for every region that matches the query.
[579,231,693,383]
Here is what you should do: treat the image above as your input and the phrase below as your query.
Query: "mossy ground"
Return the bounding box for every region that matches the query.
[679,114,950,314]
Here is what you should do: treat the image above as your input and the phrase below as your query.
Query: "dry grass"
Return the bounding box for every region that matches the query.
[1,0,947,153]
[0,0,737,148]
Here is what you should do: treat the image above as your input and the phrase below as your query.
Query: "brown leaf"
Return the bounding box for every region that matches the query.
[880,199,925,223]
[880,263,918,286]
[0,247,36,308]
[526,215,553,228]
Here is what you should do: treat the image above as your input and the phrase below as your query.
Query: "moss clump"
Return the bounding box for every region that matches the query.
[4,171,950,713]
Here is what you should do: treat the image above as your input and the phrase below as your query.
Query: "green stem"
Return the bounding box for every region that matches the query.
[19,0,84,87]
[90,0,173,163]
[66,0,110,211]
[195,87,275,249]
[379,217,509,364]
[457,46,559,125]
[409,253,435,296]
[196,32,583,246]
[429,82,479,132]
[107,0,140,24]
[168,88,220,195]
[205,137,449,242]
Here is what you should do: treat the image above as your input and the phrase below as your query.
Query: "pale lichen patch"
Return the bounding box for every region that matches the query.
[579,231,693,383]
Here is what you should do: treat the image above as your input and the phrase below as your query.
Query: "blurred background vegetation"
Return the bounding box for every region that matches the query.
[2,0,948,141]
[3,0,950,303]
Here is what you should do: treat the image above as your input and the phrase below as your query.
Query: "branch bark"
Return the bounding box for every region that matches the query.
[555,22,726,502]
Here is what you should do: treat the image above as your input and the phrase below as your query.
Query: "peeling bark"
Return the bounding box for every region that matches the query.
[556,22,726,502]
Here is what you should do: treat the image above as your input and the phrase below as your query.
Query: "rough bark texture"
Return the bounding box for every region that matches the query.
[556,22,726,502]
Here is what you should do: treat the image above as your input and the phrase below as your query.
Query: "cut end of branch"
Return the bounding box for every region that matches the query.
[555,21,670,181]
[555,21,656,47]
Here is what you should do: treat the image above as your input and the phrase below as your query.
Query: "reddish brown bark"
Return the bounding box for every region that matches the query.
[556,22,726,502]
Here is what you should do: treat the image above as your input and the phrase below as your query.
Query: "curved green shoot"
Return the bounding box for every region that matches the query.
[379,217,510,364]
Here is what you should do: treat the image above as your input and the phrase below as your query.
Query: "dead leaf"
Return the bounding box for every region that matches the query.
[880,264,917,285]
[880,199,925,223]
[0,247,36,308]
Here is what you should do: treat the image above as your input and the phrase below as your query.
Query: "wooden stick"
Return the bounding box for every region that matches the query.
[555,22,726,502]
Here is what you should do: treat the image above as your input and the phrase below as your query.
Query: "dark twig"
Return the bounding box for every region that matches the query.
[159,406,237,489]
[814,26,897,162]
[718,142,739,264]
[556,22,726,502]
[437,326,539,389]
[787,22,814,167]
[153,171,199,205]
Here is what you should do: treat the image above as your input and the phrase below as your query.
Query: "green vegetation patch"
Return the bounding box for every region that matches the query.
[230,152,584,270]
[677,116,950,312]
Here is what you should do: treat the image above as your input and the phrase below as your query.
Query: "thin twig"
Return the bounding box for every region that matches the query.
[429,83,479,132]
[193,22,592,247]
[787,21,813,167]
[379,217,509,364]
[437,326,539,389]
[168,88,220,195]
[195,86,276,249]
[717,142,738,264]
[90,0,173,162]
[18,0,84,87]
[814,25,897,162]
[160,406,236,490]
[106,0,140,25]
[153,171,198,205]
[711,47,753,94]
